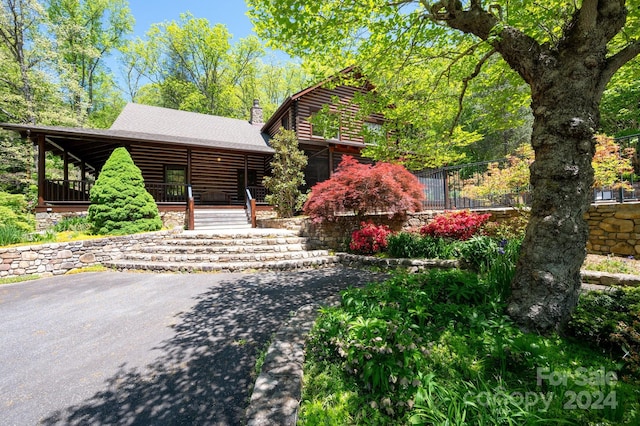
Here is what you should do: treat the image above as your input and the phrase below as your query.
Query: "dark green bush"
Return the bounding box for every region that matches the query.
[567,287,640,383]
[88,147,162,235]
[386,232,455,259]
[457,235,499,271]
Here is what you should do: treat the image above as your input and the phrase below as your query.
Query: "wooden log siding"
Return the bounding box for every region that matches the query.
[130,146,268,205]
[294,85,384,144]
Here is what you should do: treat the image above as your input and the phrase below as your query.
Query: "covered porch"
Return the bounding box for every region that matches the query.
[1,123,272,230]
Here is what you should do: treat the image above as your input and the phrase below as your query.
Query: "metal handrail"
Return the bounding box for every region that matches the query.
[245,187,257,228]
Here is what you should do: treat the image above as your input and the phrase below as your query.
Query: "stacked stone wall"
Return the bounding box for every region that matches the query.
[585,203,640,256]
[0,231,177,278]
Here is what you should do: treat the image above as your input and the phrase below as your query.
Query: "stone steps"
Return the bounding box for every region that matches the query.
[115,249,331,263]
[103,229,337,273]
[104,256,338,273]
[193,208,249,229]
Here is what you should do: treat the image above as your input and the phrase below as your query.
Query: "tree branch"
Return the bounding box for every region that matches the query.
[575,0,598,35]
[597,40,640,96]
[449,48,496,137]
[431,4,543,85]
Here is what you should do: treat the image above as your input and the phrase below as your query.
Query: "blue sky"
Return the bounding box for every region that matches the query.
[127,0,255,41]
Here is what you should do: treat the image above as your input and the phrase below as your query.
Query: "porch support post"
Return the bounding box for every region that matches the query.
[187,149,192,185]
[244,154,249,191]
[37,133,45,205]
[81,162,86,181]
[328,145,334,176]
[63,151,69,181]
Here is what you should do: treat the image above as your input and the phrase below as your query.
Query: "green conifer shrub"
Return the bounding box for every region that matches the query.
[87,147,162,235]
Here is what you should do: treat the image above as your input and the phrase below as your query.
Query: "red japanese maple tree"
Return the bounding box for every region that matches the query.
[303,156,424,223]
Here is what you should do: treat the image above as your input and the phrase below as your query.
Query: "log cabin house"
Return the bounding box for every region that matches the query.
[0,67,384,230]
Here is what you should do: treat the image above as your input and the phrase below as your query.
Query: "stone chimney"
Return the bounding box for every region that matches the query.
[250,99,263,125]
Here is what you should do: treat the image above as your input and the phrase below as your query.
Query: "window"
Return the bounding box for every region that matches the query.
[281,115,291,130]
[165,166,186,198]
[362,122,384,144]
[309,107,340,140]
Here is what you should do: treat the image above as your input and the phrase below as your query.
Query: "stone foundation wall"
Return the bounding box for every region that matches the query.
[0,230,178,278]
[36,211,88,231]
[36,210,186,231]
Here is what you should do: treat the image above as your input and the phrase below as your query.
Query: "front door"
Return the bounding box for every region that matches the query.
[237,169,257,202]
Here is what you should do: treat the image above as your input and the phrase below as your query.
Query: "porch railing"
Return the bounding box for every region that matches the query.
[45,180,93,203]
[246,185,268,204]
[43,180,189,204]
[145,183,189,203]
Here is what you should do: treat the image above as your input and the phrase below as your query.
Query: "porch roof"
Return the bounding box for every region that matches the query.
[1,104,274,172]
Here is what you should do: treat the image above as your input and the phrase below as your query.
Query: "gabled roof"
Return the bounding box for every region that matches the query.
[111,103,271,153]
[262,66,360,133]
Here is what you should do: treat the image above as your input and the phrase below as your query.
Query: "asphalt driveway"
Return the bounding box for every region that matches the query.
[0,269,380,425]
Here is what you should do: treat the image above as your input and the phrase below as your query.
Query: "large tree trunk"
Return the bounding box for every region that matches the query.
[436,0,639,333]
[506,59,599,333]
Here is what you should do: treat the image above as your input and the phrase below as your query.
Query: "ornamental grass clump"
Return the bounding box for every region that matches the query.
[88,147,162,235]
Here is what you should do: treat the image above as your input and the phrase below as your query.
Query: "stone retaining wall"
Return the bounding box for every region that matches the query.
[260,208,521,251]
[585,203,640,256]
[260,204,640,258]
[0,231,176,278]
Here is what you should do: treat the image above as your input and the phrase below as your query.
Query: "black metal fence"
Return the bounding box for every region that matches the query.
[415,133,640,210]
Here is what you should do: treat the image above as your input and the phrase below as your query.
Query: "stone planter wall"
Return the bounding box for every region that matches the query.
[260,204,640,258]
[260,208,522,251]
[0,231,177,278]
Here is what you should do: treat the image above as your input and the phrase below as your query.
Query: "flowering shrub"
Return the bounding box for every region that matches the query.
[349,222,391,255]
[303,156,424,223]
[420,210,491,241]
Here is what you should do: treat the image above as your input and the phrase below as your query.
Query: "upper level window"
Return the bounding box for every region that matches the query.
[281,115,291,130]
[362,121,384,144]
[309,107,340,140]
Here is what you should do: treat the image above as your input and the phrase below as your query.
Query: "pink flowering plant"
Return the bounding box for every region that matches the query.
[420,210,491,241]
[349,221,392,255]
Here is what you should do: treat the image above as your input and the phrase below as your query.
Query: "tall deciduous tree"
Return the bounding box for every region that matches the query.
[248,0,640,332]
[46,0,133,124]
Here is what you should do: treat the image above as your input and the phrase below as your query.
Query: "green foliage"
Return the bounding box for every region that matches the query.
[0,191,33,232]
[457,235,499,272]
[302,270,638,424]
[122,13,307,120]
[262,128,307,217]
[87,147,162,235]
[567,287,640,384]
[53,216,90,233]
[0,224,26,246]
[386,232,455,260]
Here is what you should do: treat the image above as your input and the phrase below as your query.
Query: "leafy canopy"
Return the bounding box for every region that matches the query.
[248,1,640,165]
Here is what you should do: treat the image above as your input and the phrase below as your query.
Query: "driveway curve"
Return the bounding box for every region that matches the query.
[0,269,379,425]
